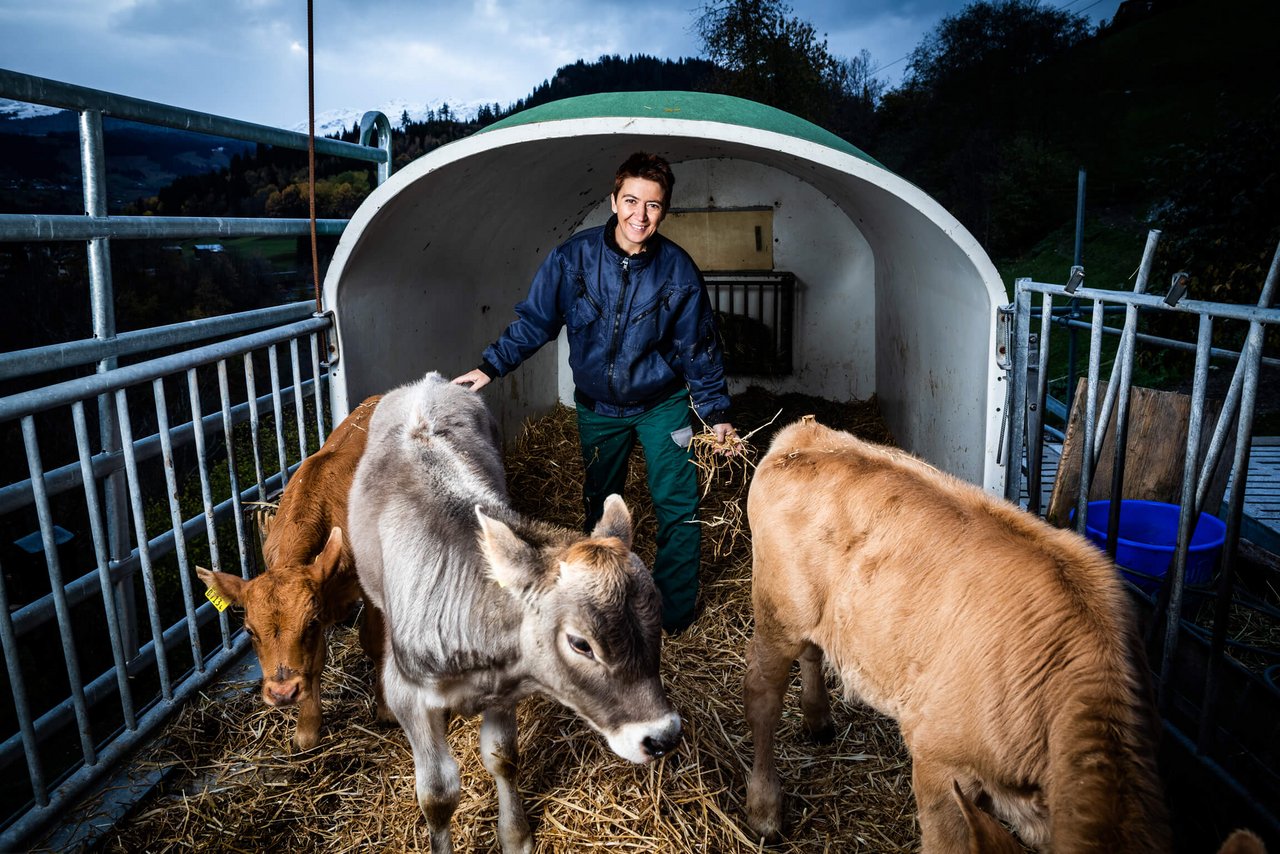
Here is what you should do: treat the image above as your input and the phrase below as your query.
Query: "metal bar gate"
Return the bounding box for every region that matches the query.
[0,67,393,849]
[1004,236,1280,839]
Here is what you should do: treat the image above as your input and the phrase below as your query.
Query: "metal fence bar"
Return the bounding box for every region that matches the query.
[0,67,387,165]
[1047,317,1280,372]
[1199,243,1280,747]
[1156,316,1214,712]
[359,110,394,185]
[217,361,250,587]
[114,389,173,699]
[244,354,267,503]
[1026,291,1053,514]
[1093,231,1159,472]
[0,318,330,424]
[71,401,136,731]
[0,554,47,805]
[268,345,289,489]
[188,368,222,582]
[0,301,317,383]
[1005,289,1032,503]
[310,333,327,446]
[1018,282,1278,324]
[0,377,321,518]
[290,338,308,461]
[154,379,203,667]
[21,416,97,766]
[1073,299,1106,535]
[0,213,348,243]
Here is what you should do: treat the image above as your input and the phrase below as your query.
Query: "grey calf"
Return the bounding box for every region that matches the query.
[348,372,681,853]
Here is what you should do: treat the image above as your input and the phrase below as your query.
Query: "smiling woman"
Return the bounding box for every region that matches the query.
[452,149,736,635]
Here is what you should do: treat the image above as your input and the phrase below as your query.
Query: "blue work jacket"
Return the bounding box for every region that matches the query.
[480,217,731,423]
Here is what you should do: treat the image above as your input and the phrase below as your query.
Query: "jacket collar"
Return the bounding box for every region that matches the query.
[604,215,659,268]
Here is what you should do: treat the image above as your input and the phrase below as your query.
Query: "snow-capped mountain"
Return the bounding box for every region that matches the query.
[289,97,495,137]
[0,98,65,121]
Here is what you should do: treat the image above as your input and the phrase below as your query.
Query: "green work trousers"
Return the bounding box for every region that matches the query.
[576,390,700,632]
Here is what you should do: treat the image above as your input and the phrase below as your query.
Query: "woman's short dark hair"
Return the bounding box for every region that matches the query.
[613,152,674,207]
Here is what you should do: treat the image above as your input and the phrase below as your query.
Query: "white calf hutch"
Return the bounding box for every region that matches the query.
[323,91,1009,491]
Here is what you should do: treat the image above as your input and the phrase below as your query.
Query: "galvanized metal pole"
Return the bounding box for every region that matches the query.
[1103,231,1160,557]
[1065,168,1086,418]
[1198,240,1279,748]
[80,109,138,656]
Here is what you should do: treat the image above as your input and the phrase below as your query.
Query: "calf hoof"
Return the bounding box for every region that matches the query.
[745,793,785,845]
[374,701,399,726]
[805,719,837,744]
[293,725,321,751]
[745,814,784,847]
[498,828,533,854]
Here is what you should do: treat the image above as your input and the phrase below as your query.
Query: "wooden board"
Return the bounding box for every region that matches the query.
[662,208,773,271]
[1045,380,1235,527]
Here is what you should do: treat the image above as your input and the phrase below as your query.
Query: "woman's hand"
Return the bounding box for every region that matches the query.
[713,422,742,456]
[452,369,491,391]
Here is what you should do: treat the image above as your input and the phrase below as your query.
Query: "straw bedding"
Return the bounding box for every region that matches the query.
[80,387,920,853]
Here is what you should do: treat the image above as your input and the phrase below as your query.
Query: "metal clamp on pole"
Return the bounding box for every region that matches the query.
[1165,271,1190,306]
[1065,265,1085,294]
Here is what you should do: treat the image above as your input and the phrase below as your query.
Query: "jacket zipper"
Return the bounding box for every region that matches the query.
[606,257,629,401]
[577,278,602,315]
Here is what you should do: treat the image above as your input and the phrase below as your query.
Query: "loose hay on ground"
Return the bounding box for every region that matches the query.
[78,387,916,853]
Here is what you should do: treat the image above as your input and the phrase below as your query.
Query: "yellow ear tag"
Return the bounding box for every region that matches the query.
[205,587,230,612]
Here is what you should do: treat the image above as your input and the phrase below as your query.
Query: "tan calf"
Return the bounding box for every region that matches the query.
[743,416,1265,853]
[198,396,391,750]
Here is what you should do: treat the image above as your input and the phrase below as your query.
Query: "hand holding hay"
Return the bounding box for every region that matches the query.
[689,409,779,498]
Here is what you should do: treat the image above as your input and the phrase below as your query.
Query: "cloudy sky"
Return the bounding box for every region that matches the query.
[0,0,1122,128]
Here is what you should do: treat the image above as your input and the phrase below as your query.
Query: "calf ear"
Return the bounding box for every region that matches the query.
[314,527,363,613]
[313,527,345,581]
[590,494,633,548]
[476,506,544,591]
[1216,830,1267,854]
[196,565,246,605]
[951,781,1023,854]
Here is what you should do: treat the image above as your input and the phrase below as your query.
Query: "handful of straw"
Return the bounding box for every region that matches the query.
[688,409,780,558]
[688,409,779,497]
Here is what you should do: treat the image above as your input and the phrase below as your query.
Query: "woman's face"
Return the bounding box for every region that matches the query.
[610,176,667,254]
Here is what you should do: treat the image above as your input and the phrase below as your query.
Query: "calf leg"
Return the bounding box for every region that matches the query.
[744,625,804,842]
[798,642,835,743]
[911,752,973,854]
[480,704,533,854]
[295,642,325,750]
[388,669,459,854]
[358,602,396,724]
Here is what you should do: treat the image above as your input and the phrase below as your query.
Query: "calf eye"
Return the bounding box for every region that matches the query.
[566,634,595,660]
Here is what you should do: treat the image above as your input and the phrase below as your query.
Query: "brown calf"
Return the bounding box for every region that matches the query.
[743,416,1265,853]
[198,396,391,750]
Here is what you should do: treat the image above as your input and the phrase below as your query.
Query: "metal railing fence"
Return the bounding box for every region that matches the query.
[0,314,335,847]
[1004,235,1280,837]
[0,69,387,847]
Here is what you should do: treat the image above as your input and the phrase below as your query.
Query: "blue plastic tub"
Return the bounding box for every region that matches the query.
[1080,499,1226,593]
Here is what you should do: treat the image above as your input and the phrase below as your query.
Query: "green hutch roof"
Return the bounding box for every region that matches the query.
[481,91,882,168]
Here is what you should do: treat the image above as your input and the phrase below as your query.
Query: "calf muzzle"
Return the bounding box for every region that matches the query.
[642,729,680,759]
